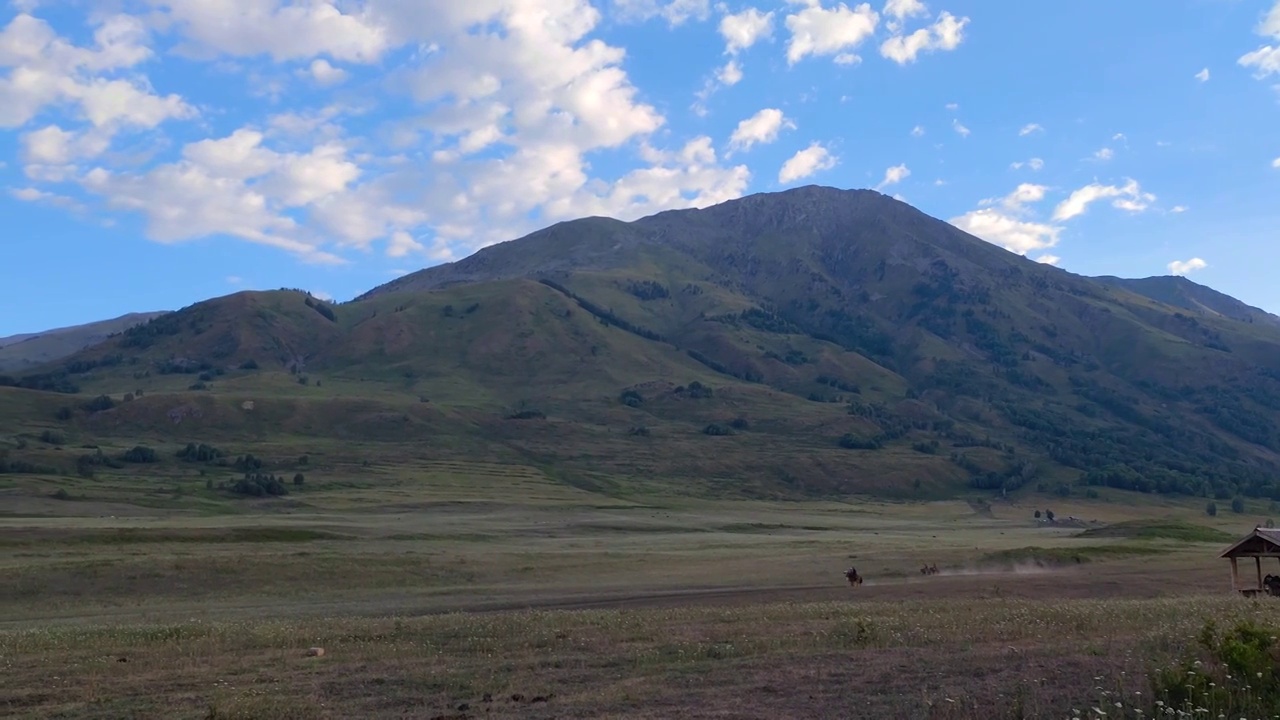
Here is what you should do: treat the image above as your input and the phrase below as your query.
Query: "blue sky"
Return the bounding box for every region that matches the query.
[1,0,1278,336]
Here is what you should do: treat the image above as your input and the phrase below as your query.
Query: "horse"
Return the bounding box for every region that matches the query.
[920,563,939,576]
[845,567,863,587]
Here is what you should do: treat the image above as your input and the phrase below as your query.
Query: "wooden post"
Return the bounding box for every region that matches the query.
[1231,557,1239,593]
[1257,556,1264,592]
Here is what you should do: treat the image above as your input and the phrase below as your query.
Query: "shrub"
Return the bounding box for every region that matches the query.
[620,389,644,407]
[1150,620,1280,717]
[55,407,73,421]
[239,359,260,370]
[1232,496,1245,514]
[628,426,651,437]
[178,443,223,463]
[838,434,882,450]
[729,417,750,430]
[703,424,733,436]
[293,473,305,486]
[39,430,65,445]
[507,409,546,420]
[52,488,71,500]
[1206,501,1218,517]
[82,395,115,413]
[121,446,158,463]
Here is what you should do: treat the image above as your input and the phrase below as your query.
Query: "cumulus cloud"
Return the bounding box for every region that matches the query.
[144,0,391,62]
[612,0,712,26]
[883,0,927,19]
[0,13,194,131]
[1093,147,1114,161]
[1010,157,1044,171]
[1239,1,1280,77]
[727,108,794,153]
[778,141,836,183]
[879,11,969,64]
[950,183,1062,256]
[1052,179,1156,221]
[951,209,1061,256]
[1195,67,1210,82]
[305,59,348,86]
[910,124,924,137]
[784,0,879,66]
[1036,254,1061,266]
[1273,156,1280,168]
[720,7,774,53]
[952,119,969,137]
[1168,257,1207,276]
[874,163,910,190]
[1018,123,1043,136]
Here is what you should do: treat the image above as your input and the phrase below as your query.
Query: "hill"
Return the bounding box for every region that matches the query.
[5,186,1280,503]
[1094,275,1280,328]
[0,312,169,372]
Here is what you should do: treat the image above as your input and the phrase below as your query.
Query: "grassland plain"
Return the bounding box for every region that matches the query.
[4,449,1278,719]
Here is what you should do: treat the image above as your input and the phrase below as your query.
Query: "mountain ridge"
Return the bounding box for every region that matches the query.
[7,186,1280,503]
[0,311,169,372]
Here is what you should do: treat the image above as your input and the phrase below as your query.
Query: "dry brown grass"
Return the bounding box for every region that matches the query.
[3,594,1274,719]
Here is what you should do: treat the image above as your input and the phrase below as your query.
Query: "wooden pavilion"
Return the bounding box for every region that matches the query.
[1220,527,1280,596]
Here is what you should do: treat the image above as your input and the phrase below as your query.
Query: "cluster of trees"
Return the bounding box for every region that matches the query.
[539,278,666,342]
[626,280,670,301]
[304,295,337,322]
[674,381,714,399]
[178,443,224,462]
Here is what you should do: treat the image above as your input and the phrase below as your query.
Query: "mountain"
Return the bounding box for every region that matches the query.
[0,311,169,372]
[1094,275,1280,328]
[7,186,1280,502]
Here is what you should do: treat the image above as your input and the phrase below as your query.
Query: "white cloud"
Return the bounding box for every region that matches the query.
[784,0,879,66]
[727,108,794,153]
[1239,2,1280,77]
[0,13,194,131]
[1171,205,1188,213]
[874,163,910,190]
[305,59,348,86]
[1018,123,1043,137]
[879,11,969,64]
[1168,257,1207,276]
[20,124,110,164]
[78,127,375,263]
[951,183,1062,256]
[1052,179,1156,221]
[1272,156,1280,168]
[1265,1,1280,37]
[716,59,743,86]
[386,230,426,258]
[1093,147,1114,161]
[979,182,1047,213]
[951,208,1061,256]
[720,7,774,53]
[612,0,712,26]
[144,0,391,63]
[1010,157,1045,171]
[1036,254,1061,266]
[910,124,924,137]
[1195,67,1210,82]
[952,119,969,137]
[883,0,927,22]
[778,141,836,183]
[945,102,958,111]
[226,275,243,284]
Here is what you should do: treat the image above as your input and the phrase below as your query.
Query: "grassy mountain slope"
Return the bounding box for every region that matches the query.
[0,311,168,372]
[6,186,1280,504]
[1094,275,1280,328]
